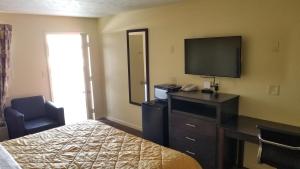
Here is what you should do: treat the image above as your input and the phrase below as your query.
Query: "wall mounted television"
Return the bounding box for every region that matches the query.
[185,36,242,78]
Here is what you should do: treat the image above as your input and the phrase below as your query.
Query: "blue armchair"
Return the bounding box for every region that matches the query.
[4,96,65,139]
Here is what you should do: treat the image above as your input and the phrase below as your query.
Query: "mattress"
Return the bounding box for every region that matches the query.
[1,120,201,169]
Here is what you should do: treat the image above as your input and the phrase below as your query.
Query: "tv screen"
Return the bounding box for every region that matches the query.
[185,36,242,78]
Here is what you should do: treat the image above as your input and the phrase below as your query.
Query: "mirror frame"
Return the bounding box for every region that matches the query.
[126,28,150,106]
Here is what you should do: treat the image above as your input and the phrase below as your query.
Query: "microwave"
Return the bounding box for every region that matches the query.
[154,84,181,100]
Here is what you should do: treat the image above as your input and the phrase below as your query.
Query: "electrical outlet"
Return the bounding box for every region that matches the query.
[268,85,280,96]
[272,40,280,52]
[170,45,175,54]
[170,77,177,84]
[203,81,211,89]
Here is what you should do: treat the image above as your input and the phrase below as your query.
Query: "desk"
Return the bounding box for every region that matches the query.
[220,116,300,169]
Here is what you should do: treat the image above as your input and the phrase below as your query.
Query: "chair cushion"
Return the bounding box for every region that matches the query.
[11,96,46,121]
[24,117,58,134]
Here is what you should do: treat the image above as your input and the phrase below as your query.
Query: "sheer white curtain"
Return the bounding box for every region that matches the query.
[46,33,88,124]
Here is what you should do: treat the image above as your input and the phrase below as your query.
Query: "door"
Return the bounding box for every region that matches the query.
[46,33,94,124]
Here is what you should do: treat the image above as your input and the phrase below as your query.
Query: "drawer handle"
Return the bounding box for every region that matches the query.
[185,123,196,128]
[186,150,196,156]
[185,136,196,142]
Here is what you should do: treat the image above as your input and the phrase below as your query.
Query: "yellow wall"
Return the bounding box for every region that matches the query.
[98,0,300,168]
[0,13,106,119]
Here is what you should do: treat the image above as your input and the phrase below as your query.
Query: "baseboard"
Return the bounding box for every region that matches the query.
[106,116,142,131]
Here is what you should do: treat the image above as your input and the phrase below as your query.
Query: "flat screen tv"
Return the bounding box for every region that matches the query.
[185,36,242,78]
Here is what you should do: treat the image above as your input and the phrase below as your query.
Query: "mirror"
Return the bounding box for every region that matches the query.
[127,29,150,105]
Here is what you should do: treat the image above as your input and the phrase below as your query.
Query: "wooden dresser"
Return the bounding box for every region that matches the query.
[168,91,239,169]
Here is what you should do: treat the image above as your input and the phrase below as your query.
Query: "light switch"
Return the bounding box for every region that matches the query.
[268,85,280,96]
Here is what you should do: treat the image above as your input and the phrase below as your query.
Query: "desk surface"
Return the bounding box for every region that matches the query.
[222,116,300,144]
[168,91,239,103]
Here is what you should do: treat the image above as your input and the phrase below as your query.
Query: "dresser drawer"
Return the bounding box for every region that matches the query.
[169,111,217,169]
[170,110,216,136]
[169,136,216,169]
[169,135,216,154]
[169,136,199,158]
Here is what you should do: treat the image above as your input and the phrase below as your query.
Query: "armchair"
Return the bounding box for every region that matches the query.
[4,96,65,139]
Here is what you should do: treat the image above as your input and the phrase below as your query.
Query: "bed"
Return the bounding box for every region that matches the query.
[0,120,201,169]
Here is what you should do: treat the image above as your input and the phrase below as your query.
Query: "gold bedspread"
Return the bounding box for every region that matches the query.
[1,120,201,169]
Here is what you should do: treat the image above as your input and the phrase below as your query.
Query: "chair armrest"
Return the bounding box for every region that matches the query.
[4,107,26,139]
[45,101,65,126]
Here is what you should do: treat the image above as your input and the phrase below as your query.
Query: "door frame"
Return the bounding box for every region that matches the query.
[44,32,94,120]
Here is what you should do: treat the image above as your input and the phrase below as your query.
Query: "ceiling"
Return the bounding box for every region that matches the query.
[0,0,182,18]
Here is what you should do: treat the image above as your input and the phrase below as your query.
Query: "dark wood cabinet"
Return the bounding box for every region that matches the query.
[142,100,169,146]
[168,91,239,169]
[169,110,217,169]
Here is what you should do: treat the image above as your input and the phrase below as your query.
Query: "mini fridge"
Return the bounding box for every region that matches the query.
[142,100,168,146]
